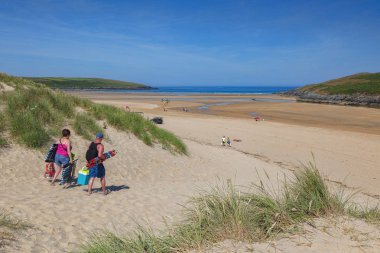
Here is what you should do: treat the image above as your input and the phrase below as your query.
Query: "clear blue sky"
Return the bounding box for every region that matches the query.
[0,0,379,86]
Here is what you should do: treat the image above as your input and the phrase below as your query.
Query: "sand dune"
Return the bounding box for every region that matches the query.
[1,93,380,252]
[0,126,289,252]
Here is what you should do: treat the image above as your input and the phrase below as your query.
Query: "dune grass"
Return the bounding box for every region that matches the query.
[0,73,42,89]
[73,113,104,141]
[0,210,30,248]
[0,73,186,154]
[4,87,66,148]
[0,112,7,147]
[348,205,380,225]
[79,165,379,253]
[0,137,6,147]
[88,103,187,154]
[0,211,29,230]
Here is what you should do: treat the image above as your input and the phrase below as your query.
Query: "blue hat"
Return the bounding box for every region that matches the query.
[96,133,104,139]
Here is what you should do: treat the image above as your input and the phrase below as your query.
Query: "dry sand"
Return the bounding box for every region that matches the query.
[1,91,380,252]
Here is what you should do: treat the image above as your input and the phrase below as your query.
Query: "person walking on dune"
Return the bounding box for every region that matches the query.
[51,129,73,186]
[86,133,110,196]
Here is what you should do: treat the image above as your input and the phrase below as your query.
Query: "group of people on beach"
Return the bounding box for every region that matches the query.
[47,129,110,196]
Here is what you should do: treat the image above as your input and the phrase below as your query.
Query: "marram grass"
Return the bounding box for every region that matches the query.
[0,112,7,147]
[0,210,30,230]
[0,210,31,248]
[0,73,186,154]
[78,165,380,253]
[73,113,103,141]
[88,103,187,154]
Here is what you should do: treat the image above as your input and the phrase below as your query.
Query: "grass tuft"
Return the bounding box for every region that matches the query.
[73,113,103,141]
[0,136,6,147]
[348,205,380,225]
[0,211,29,230]
[0,210,31,248]
[0,112,7,147]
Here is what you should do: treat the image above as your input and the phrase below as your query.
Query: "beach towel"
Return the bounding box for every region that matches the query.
[45,144,58,163]
[61,163,73,184]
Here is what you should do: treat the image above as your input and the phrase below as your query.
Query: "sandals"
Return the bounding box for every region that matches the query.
[86,189,110,196]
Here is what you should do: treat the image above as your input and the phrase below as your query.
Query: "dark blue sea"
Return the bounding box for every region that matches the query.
[98,86,297,95]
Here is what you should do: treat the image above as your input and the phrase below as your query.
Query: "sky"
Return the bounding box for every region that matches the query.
[0,0,380,86]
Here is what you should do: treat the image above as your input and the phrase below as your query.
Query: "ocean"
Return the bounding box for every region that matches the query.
[96,86,297,94]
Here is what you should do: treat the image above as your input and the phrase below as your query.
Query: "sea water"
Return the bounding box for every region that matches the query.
[95,86,297,95]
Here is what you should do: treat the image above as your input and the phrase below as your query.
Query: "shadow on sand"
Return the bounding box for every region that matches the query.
[80,184,130,193]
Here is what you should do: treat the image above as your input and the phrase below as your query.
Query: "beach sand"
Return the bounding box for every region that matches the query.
[1,91,380,252]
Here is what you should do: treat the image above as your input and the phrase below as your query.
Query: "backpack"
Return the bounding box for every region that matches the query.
[86,142,100,162]
[45,144,58,163]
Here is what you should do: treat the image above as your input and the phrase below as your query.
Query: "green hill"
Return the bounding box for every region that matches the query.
[297,72,380,95]
[23,77,153,90]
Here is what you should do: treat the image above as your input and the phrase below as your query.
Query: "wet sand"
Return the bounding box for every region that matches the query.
[71,91,380,135]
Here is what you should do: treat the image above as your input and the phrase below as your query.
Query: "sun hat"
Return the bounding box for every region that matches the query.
[96,133,104,139]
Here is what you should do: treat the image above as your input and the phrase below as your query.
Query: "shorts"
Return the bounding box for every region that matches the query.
[89,163,105,178]
[55,154,70,166]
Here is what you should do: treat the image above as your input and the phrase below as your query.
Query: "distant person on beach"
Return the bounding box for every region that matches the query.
[51,129,73,186]
[162,98,169,111]
[227,137,231,147]
[86,133,110,196]
[221,136,226,146]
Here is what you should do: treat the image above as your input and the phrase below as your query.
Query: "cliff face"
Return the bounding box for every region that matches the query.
[285,89,380,107]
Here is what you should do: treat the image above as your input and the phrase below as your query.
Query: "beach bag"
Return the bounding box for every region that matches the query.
[61,162,73,184]
[45,144,58,163]
[44,163,55,178]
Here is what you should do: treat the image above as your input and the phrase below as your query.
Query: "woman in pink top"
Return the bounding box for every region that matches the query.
[51,129,73,185]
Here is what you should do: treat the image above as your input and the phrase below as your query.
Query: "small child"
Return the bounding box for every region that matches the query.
[221,136,226,146]
[43,162,55,179]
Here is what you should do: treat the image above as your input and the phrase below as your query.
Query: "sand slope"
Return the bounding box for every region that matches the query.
[0,126,288,252]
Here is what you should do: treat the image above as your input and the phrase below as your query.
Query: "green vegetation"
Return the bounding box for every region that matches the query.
[0,73,40,89]
[0,73,186,154]
[78,165,380,253]
[5,85,69,148]
[73,113,104,141]
[0,211,29,230]
[0,137,6,147]
[0,112,7,147]
[24,77,153,90]
[90,104,187,153]
[0,210,30,248]
[299,72,380,95]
